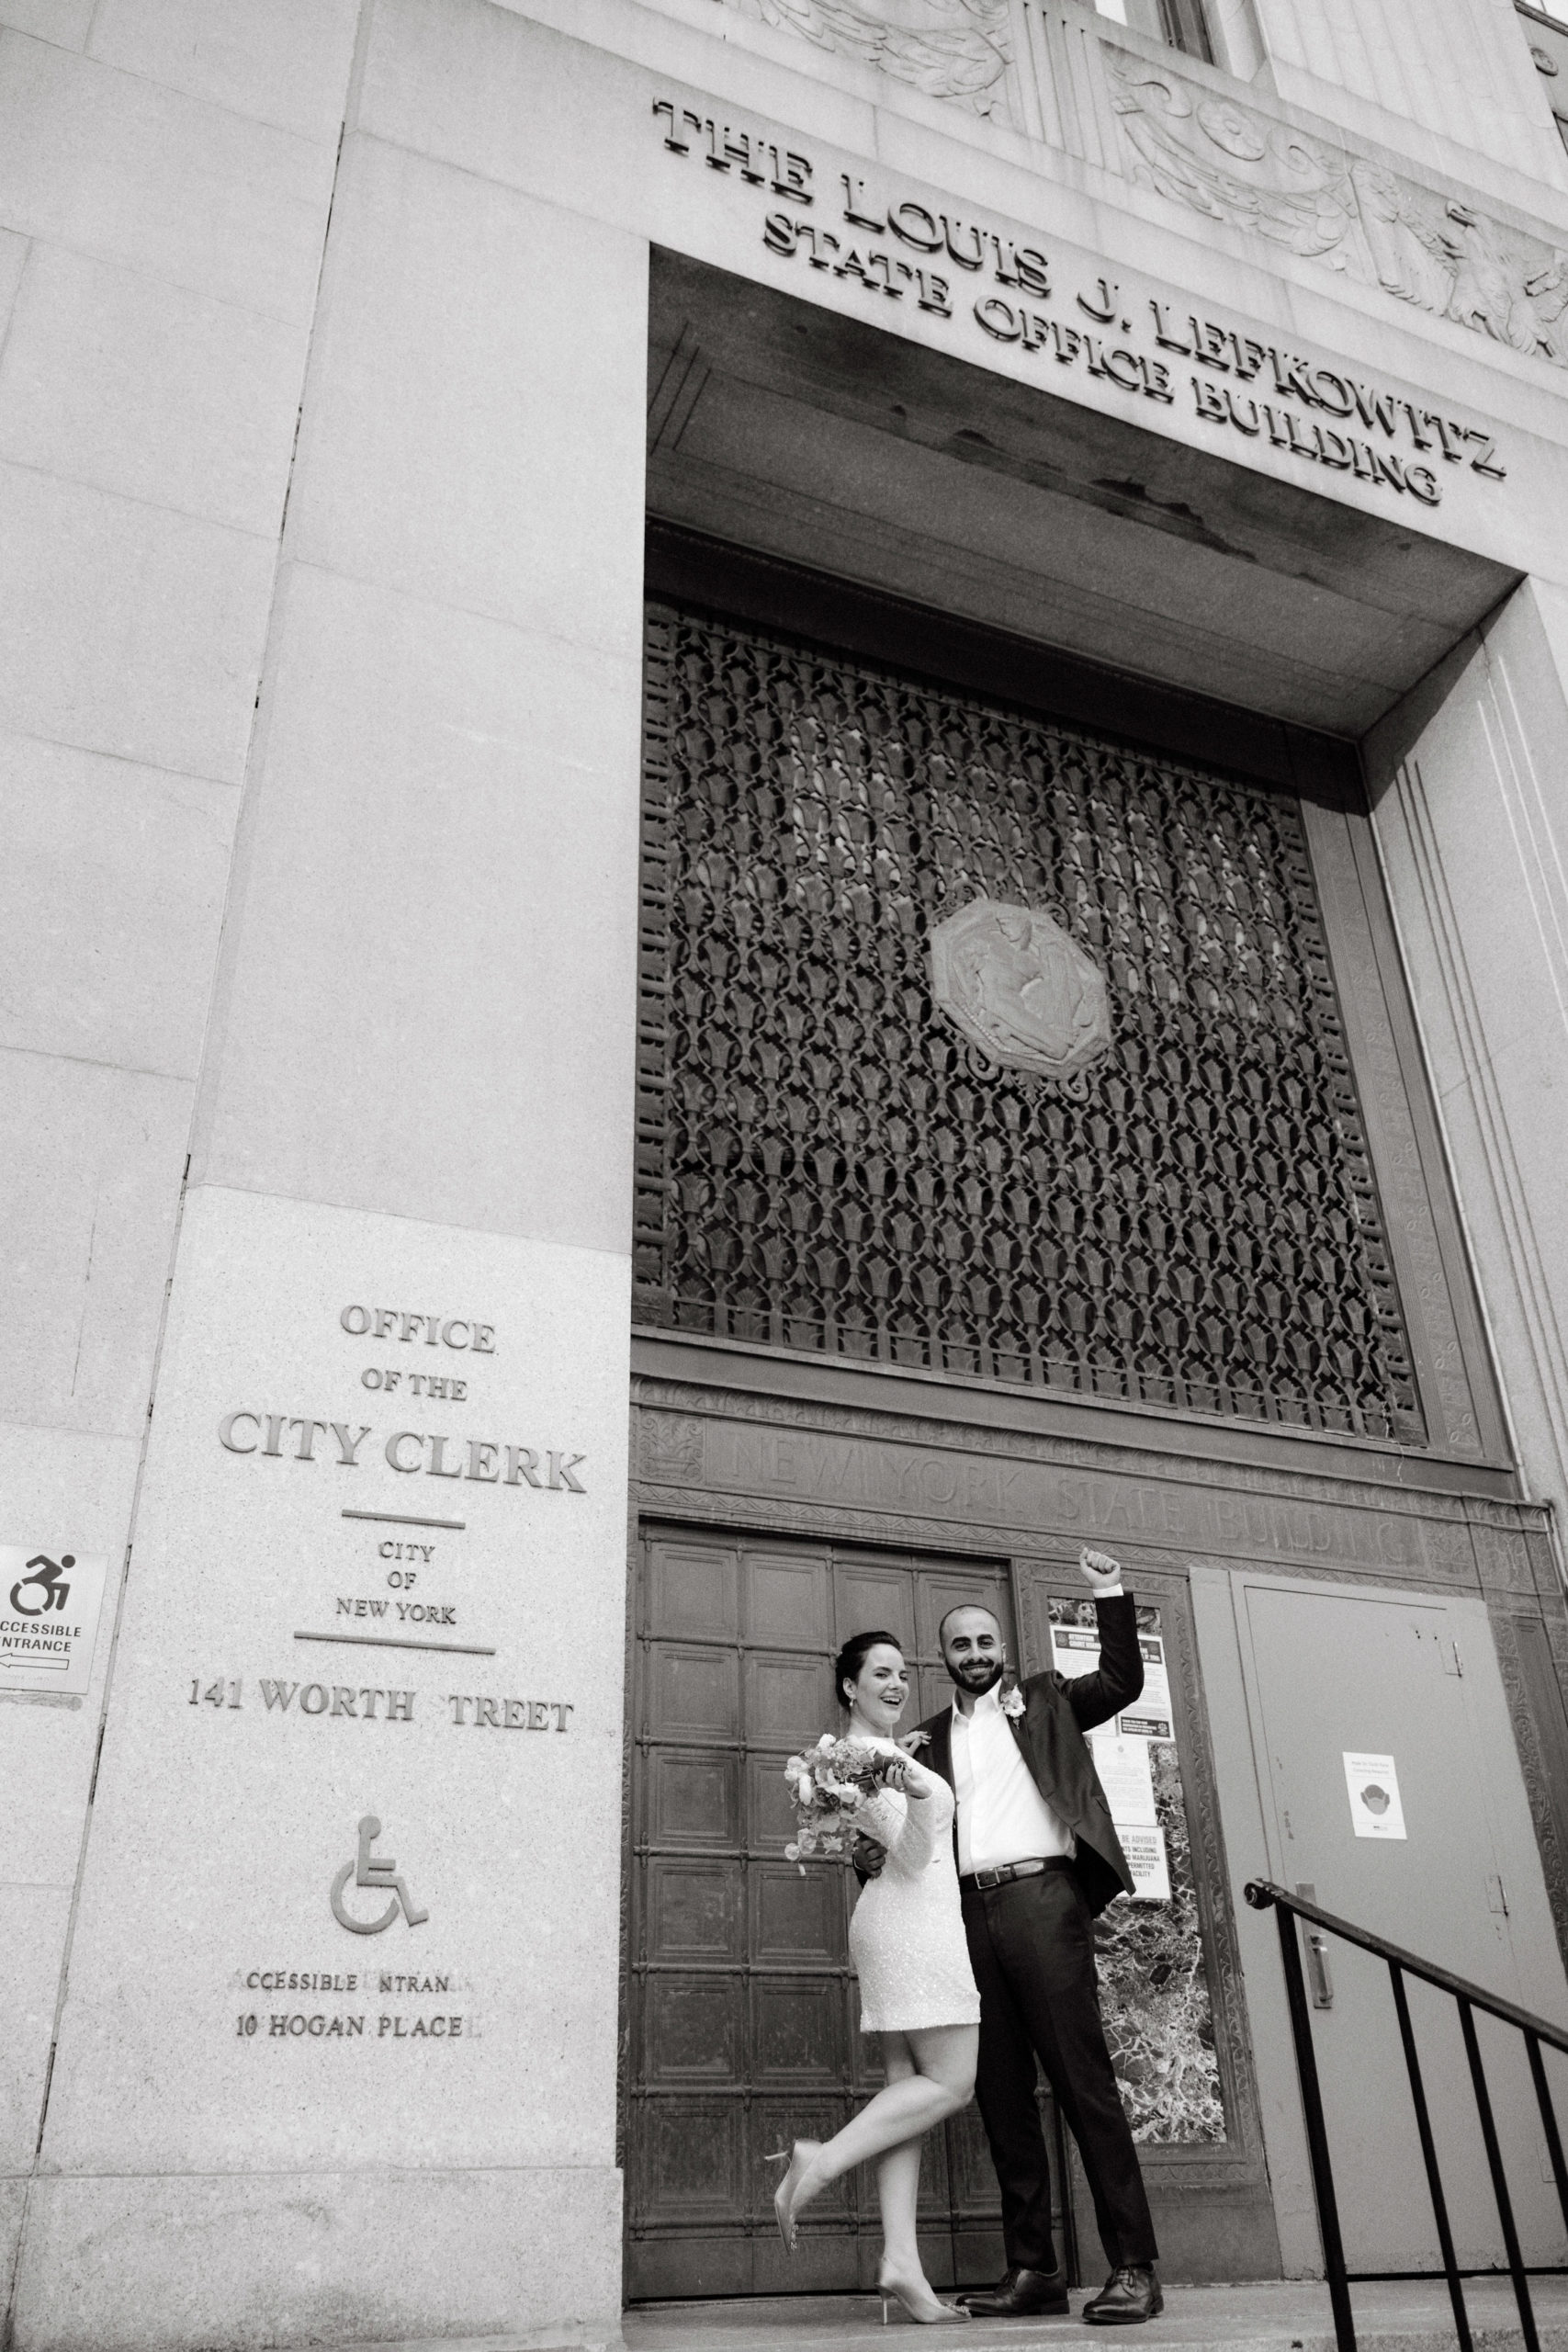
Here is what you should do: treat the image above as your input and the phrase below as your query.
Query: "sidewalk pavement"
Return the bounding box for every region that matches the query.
[624,2277,1568,2352]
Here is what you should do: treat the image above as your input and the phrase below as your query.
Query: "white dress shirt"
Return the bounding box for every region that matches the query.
[952,1683,1076,1871]
[950,1588,1123,1875]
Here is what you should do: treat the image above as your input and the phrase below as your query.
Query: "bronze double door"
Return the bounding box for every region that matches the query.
[625,1522,1069,2301]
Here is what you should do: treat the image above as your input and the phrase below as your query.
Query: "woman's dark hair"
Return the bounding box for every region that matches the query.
[834,1629,904,1709]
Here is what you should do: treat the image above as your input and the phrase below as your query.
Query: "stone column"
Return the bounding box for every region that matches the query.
[1367,578,1568,1539]
[8,48,648,2352]
[0,2,355,2329]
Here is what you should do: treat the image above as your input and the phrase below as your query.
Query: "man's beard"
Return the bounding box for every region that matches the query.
[949,1657,1004,1696]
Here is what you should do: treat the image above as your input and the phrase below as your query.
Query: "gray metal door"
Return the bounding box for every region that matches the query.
[1238,1579,1566,2270]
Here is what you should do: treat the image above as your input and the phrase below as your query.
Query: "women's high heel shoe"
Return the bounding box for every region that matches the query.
[877,2268,971,2324]
[762,2142,819,2255]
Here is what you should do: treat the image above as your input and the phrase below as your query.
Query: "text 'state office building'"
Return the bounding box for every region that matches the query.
[9,0,1568,2344]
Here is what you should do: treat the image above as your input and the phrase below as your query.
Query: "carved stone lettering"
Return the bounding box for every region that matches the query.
[689,1417,1434,1570]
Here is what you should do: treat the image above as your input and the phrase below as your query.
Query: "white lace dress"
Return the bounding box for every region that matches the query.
[846,1739,982,2034]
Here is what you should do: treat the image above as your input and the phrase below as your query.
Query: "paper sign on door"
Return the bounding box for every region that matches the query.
[1120,1825,1172,1902]
[1119,1634,1173,1741]
[1051,1625,1100,1678]
[1051,1623,1174,1740]
[1344,1751,1407,1840]
[1087,1729,1158,1827]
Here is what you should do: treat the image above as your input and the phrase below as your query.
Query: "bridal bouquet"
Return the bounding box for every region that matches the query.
[782,1734,905,1867]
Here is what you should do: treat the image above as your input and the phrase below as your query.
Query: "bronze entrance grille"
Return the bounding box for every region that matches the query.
[635,602,1422,1444]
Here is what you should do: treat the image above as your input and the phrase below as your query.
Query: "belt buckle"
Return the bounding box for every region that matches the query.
[975,1867,1000,1890]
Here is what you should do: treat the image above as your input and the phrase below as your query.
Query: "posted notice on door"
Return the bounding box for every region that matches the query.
[1344,1751,1406,1839]
[1119,1826,1172,1902]
[1050,1623,1173,1739]
[1087,1729,1157,1826]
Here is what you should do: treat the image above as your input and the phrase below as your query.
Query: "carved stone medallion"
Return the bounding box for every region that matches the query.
[929,898,1112,1088]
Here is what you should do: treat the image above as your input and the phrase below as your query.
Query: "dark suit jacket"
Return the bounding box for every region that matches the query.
[917,1594,1145,1917]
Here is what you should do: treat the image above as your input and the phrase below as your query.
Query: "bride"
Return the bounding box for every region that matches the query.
[770,1630,979,2325]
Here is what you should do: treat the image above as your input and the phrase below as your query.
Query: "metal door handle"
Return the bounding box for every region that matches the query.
[1303,1930,1334,2009]
[1295,1883,1334,2010]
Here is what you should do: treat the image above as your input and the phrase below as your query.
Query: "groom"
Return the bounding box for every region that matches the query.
[895,1548,1160,2324]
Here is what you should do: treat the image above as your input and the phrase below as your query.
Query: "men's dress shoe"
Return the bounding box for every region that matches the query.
[958,2265,1070,2317]
[1082,2266,1163,2324]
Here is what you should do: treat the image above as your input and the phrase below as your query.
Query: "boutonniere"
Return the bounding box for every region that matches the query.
[899,1730,931,1754]
[999,1684,1026,1720]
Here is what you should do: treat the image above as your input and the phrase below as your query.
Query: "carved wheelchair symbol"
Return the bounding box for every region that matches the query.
[330,1815,428,1935]
[9,1554,73,1616]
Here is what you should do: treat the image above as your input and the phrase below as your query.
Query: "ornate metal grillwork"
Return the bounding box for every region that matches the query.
[636,601,1424,1443]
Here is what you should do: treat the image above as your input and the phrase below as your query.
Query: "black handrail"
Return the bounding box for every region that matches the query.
[1247,1883,1568,2052]
[1245,1880,1568,2352]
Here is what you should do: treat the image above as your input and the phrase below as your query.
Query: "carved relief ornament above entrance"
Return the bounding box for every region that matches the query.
[694,0,1565,370]
[726,0,1015,117]
[1106,51,1568,369]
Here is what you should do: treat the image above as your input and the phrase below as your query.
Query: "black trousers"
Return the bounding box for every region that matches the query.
[961,1868,1158,2274]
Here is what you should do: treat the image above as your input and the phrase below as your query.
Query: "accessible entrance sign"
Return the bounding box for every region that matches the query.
[0,1545,108,1693]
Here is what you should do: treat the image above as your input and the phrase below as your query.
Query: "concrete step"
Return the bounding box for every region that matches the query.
[622,2278,1568,2352]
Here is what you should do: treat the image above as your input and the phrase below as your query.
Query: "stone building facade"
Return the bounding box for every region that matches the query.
[6,0,1568,2346]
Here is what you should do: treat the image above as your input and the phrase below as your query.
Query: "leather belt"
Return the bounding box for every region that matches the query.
[960,1857,1074,1892]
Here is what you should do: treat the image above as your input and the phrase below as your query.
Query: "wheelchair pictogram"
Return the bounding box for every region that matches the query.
[9,1554,73,1617]
[330,1815,429,1935]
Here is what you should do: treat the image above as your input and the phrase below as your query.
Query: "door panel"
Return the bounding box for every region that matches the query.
[650,1543,741,1640]
[1240,1579,1566,2269]
[645,1645,740,1742]
[919,1568,1013,1655]
[752,1862,839,1965]
[645,1750,739,1849]
[836,1564,917,1650]
[743,1650,833,1743]
[637,2095,740,2225]
[646,1857,741,1963]
[626,1525,1065,2301]
[744,1548,830,1645]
